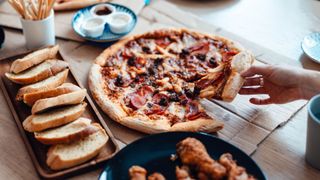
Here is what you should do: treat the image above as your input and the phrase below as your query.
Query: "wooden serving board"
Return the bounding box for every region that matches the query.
[0,50,119,179]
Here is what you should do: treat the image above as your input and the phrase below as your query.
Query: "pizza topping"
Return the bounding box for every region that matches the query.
[127,57,136,66]
[137,85,154,98]
[155,38,171,48]
[153,93,169,107]
[169,92,180,102]
[196,71,223,89]
[185,101,202,120]
[209,57,218,68]
[129,94,146,110]
[145,104,165,115]
[115,75,124,86]
[196,54,206,61]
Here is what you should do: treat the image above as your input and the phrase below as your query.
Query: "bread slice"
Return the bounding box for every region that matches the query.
[34,118,98,145]
[23,103,87,132]
[5,59,68,85]
[31,89,87,114]
[10,45,59,74]
[16,69,69,100]
[23,83,81,106]
[46,123,108,170]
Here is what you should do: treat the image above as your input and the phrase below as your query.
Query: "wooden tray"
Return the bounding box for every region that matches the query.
[0,50,120,179]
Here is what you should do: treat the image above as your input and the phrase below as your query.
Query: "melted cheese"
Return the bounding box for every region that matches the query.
[167,103,186,119]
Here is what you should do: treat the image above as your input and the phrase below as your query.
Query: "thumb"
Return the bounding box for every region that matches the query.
[241,65,273,77]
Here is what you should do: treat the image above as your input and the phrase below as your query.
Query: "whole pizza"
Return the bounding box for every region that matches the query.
[89,29,254,134]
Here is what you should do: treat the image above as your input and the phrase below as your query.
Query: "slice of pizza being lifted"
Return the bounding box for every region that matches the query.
[89,28,254,134]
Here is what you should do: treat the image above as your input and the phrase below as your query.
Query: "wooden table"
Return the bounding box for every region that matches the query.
[0,0,320,179]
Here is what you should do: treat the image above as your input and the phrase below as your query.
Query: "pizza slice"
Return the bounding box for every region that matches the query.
[54,0,109,11]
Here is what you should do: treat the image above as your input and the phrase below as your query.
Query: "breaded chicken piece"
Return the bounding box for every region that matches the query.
[176,166,194,180]
[129,165,147,180]
[176,138,227,179]
[148,172,166,180]
[219,153,256,180]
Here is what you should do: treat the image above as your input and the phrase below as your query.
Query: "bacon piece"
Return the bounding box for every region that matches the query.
[155,38,171,48]
[145,104,166,115]
[188,42,209,54]
[195,72,223,89]
[185,101,203,120]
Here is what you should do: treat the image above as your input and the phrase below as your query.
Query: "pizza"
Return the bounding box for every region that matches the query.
[54,0,109,11]
[88,29,254,134]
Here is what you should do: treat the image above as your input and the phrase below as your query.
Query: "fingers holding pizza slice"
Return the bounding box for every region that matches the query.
[88,28,254,134]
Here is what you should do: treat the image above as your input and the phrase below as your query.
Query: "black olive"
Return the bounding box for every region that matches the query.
[147,103,153,108]
[181,48,189,55]
[153,89,160,95]
[129,83,135,88]
[127,57,136,66]
[148,67,155,75]
[142,46,151,53]
[180,99,188,106]
[169,93,180,102]
[196,54,206,61]
[209,57,217,67]
[154,58,163,67]
[193,86,201,97]
[184,89,194,98]
[159,98,168,106]
[115,75,124,86]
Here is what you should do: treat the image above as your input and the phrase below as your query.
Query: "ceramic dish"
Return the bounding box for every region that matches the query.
[98,132,267,180]
[302,32,320,64]
[72,3,137,42]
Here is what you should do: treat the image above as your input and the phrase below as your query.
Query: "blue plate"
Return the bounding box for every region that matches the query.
[99,132,267,180]
[302,32,320,64]
[72,3,137,42]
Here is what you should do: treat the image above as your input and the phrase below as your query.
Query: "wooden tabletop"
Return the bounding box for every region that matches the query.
[1,0,320,179]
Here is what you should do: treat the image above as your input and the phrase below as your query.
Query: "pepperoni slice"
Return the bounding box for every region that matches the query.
[137,85,154,98]
[185,101,203,120]
[129,93,146,110]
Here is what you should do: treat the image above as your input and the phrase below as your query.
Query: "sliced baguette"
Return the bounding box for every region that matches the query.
[23,83,81,106]
[46,123,108,170]
[31,89,87,114]
[35,118,98,145]
[5,59,68,85]
[16,69,69,101]
[10,45,59,74]
[23,103,87,132]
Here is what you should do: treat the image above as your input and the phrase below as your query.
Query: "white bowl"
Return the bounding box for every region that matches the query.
[81,17,105,38]
[108,12,132,34]
[90,4,116,22]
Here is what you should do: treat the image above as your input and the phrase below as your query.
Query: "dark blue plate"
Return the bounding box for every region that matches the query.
[99,132,267,180]
[72,3,137,42]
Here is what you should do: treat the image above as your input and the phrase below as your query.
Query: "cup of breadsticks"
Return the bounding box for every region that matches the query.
[7,0,56,49]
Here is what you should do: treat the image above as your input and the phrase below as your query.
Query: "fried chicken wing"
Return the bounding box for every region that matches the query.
[147,172,166,180]
[176,137,227,179]
[129,165,147,180]
[176,166,194,180]
[219,153,256,180]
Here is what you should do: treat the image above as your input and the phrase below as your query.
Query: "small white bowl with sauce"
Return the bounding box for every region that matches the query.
[108,12,133,34]
[90,4,116,22]
[81,17,105,38]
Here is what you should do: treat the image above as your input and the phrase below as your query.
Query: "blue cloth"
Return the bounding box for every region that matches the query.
[145,0,151,5]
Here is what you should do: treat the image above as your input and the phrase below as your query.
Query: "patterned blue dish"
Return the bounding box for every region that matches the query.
[302,32,320,64]
[72,3,137,42]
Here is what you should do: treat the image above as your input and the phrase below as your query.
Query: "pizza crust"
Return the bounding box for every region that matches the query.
[221,51,255,102]
[89,28,253,134]
[54,0,109,11]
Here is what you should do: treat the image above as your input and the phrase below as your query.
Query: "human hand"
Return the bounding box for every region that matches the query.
[239,65,320,105]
